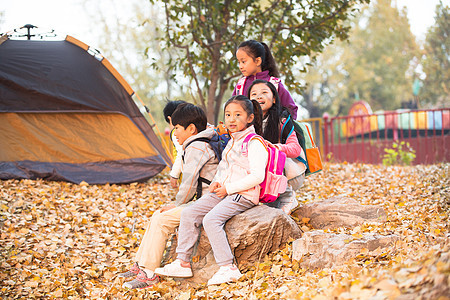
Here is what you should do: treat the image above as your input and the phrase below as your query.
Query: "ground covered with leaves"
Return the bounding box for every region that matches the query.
[1,163,449,299]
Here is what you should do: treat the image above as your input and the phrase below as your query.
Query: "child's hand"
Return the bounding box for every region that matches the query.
[170,177,178,188]
[215,185,228,198]
[209,182,221,193]
[160,204,176,213]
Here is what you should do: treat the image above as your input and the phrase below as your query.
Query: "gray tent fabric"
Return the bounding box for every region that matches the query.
[0,36,171,184]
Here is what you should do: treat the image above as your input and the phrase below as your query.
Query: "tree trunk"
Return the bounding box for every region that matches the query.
[206,47,221,124]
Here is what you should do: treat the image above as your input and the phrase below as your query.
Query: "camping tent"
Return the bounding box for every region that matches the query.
[0,35,172,184]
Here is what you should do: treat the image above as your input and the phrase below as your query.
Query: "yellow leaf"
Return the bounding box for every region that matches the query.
[271,264,283,276]
[124,227,130,233]
[25,281,39,287]
[53,288,63,297]
[351,279,361,286]
[178,291,191,300]
[103,271,114,280]
[19,228,29,234]
[126,211,133,217]
[318,277,331,288]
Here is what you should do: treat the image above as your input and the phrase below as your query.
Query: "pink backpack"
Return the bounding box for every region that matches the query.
[241,133,288,203]
[236,76,281,95]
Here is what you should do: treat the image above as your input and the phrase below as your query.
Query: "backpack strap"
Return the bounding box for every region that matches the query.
[196,177,211,199]
[183,137,214,199]
[237,76,279,96]
[280,117,308,167]
[236,77,247,95]
[281,114,294,144]
[269,76,281,91]
[182,137,211,161]
[241,133,267,156]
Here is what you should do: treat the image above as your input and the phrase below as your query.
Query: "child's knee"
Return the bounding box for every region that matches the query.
[180,205,197,221]
[202,212,220,230]
[202,213,212,229]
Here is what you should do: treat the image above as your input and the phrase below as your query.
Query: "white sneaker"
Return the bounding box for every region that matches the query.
[207,265,242,285]
[154,259,193,278]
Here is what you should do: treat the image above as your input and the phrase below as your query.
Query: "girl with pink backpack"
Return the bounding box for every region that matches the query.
[155,95,285,285]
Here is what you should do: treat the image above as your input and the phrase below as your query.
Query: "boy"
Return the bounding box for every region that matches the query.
[119,103,219,289]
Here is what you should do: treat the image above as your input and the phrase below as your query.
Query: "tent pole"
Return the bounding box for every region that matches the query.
[134,94,173,164]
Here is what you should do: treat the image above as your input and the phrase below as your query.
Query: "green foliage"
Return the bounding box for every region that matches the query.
[151,0,370,123]
[382,141,416,166]
[300,0,420,117]
[421,2,450,108]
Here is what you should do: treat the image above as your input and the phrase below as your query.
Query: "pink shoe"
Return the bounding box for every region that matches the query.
[122,269,159,289]
[117,262,140,278]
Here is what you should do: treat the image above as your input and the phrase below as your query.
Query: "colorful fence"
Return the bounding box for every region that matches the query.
[323,108,450,165]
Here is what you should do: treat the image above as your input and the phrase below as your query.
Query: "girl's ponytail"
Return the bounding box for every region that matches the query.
[260,42,280,78]
[250,99,263,135]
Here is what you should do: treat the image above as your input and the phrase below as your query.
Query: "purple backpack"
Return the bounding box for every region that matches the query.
[242,133,288,203]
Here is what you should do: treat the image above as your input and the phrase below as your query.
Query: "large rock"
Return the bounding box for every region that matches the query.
[163,205,302,285]
[292,231,399,269]
[292,196,387,229]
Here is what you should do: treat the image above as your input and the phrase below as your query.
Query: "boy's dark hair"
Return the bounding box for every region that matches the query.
[163,100,187,123]
[238,40,280,78]
[224,95,263,135]
[171,103,207,132]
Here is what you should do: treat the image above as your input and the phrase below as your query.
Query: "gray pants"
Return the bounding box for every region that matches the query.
[264,185,297,211]
[176,193,256,266]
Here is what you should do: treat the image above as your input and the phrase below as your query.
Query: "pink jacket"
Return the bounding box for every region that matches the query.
[262,118,303,159]
[212,126,268,204]
[275,119,303,158]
